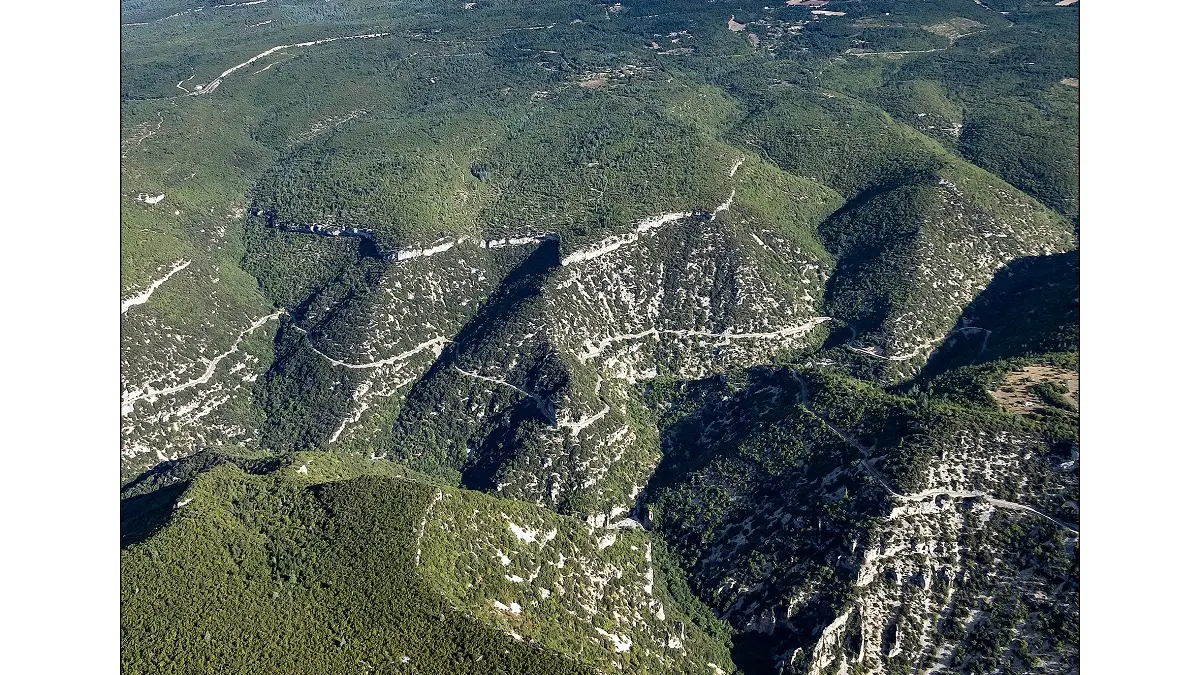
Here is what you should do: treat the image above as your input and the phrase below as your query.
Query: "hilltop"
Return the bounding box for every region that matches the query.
[121,0,1079,672]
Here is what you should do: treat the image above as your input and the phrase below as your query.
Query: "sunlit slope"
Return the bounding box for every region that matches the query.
[121,0,1078,477]
[238,73,845,517]
[121,97,278,479]
[120,1,1080,673]
[733,89,1073,377]
[643,365,1078,675]
[121,453,734,675]
[818,159,1073,377]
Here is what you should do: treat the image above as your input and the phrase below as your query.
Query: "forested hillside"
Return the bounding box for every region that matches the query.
[121,0,1079,672]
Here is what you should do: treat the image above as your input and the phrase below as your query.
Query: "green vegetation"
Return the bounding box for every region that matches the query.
[865,3,1080,221]
[122,454,733,674]
[735,90,946,200]
[122,0,1079,672]
[638,353,1077,672]
[123,464,600,674]
[959,97,1079,221]
[642,369,871,673]
[254,322,363,451]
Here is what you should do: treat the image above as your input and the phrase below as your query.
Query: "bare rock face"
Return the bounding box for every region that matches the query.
[643,369,1078,675]
[121,1,1079,672]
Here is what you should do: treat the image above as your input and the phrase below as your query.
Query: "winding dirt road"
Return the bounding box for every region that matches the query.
[795,375,1078,533]
[451,366,557,424]
[122,310,283,414]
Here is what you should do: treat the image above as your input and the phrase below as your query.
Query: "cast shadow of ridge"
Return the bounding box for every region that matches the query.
[120,451,286,548]
[917,249,1079,381]
[389,238,567,491]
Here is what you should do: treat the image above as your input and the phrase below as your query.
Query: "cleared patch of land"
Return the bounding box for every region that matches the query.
[990,365,1079,415]
[923,17,985,42]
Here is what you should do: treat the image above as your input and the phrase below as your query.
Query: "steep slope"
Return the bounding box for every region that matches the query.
[731,87,1073,378]
[641,366,1079,675]
[120,2,1082,673]
[121,452,734,675]
[120,99,279,481]
[382,200,835,515]
[818,159,1074,378]
[237,81,844,518]
[919,249,1080,380]
[641,369,876,674]
[414,482,735,673]
[121,0,1079,477]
